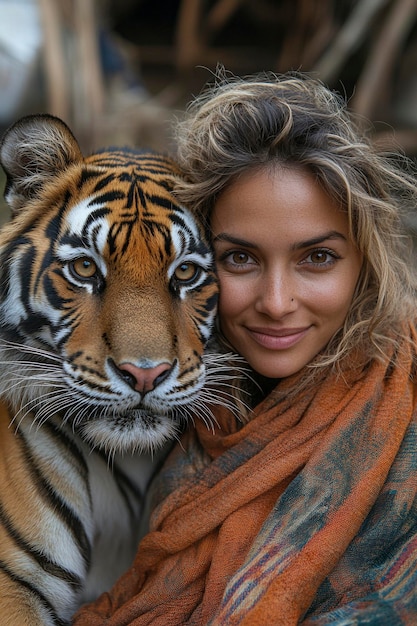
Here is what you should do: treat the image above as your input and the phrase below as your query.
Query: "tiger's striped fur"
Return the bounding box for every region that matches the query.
[0,114,218,625]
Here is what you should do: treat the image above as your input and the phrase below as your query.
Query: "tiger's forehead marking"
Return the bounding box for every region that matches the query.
[63,190,204,257]
[65,196,110,250]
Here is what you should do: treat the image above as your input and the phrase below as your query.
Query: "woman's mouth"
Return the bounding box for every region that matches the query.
[246,326,311,350]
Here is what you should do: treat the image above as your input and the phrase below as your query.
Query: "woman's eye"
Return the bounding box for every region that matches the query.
[304,249,339,267]
[230,252,250,265]
[215,249,257,272]
[70,257,98,279]
[173,262,199,283]
[220,251,255,268]
[310,251,329,264]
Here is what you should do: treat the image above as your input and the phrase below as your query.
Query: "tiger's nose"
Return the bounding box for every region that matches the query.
[117,361,172,393]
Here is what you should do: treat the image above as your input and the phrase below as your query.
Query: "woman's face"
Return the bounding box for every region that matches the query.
[211,166,362,379]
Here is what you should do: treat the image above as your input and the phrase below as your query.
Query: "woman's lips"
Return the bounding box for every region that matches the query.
[246,327,311,350]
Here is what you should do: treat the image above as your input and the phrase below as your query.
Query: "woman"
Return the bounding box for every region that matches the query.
[74,72,417,624]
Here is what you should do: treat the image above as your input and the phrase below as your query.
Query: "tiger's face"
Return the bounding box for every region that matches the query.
[0,115,218,453]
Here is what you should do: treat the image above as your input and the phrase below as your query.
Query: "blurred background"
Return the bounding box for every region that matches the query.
[1,0,417,222]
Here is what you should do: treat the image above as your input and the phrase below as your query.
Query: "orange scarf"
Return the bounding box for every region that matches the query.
[73,329,417,625]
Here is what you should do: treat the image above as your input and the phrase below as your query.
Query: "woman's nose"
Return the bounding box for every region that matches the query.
[254,273,297,318]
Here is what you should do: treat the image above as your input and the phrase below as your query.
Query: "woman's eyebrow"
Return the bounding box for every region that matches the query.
[213,230,347,250]
[212,233,258,248]
[291,230,347,250]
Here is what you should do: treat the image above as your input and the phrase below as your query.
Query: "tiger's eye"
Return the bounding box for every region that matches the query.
[173,262,198,283]
[72,257,98,278]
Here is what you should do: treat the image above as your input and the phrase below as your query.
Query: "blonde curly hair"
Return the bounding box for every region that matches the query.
[173,70,417,391]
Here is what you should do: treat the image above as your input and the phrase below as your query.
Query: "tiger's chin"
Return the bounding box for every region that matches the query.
[77,409,181,455]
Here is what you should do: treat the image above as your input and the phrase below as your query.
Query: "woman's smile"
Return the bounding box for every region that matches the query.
[246,326,311,350]
[211,166,363,379]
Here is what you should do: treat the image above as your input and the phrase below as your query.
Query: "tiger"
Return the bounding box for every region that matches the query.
[0,113,220,625]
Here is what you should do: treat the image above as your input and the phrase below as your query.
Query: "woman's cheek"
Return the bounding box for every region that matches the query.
[217,273,249,318]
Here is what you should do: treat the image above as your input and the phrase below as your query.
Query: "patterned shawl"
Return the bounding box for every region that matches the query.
[73,327,417,625]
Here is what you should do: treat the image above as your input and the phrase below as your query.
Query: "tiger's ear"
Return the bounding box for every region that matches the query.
[0,114,83,213]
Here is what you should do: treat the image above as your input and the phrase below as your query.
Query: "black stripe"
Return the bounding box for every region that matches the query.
[42,273,70,310]
[34,197,70,295]
[93,447,144,522]
[0,559,68,626]
[144,194,176,213]
[167,211,202,241]
[16,429,92,566]
[82,206,111,233]
[44,420,89,480]
[18,246,36,305]
[20,312,51,337]
[88,190,125,206]
[93,173,115,192]
[110,460,144,521]
[199,292,218,315]
[0,236,30,300]
[0,502,82,587]
[80,167,101,186]
[45,194,69,241]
